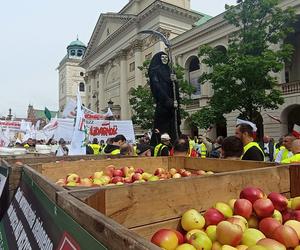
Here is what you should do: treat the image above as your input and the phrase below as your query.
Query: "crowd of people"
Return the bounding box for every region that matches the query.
[10,122,299,164]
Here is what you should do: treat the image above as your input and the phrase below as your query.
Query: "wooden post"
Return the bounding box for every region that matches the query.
[290,164,300,197]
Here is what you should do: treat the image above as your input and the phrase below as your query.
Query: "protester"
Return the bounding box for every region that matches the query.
[275,134,295,163]
[281,139,300,163]
[259,135,275,162]
[210,136,224,158]
[235,123,264,161]
[23,138,35,151]
[55,138,69,156]
[104,134,126,155]
[153,133,171,157]
[136,143,152,157]
[120,143,134,156]
[173,137,189,156]
[89,138,101,155]
[221,136,244,160]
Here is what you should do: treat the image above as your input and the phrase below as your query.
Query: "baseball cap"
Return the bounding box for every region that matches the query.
[161,133,171,140]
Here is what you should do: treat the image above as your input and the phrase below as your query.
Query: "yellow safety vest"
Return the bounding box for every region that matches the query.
[154,143,167,157]
[280,148,291,162]
[243,142,265,161]
[90,144,101,155]
[274,145,285,159]
[281,153,300,164]
[111,149,120,155]
[200,143,207,159]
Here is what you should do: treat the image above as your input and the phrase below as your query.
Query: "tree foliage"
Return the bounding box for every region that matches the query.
[129,60,195,130]
[192,0,296,128]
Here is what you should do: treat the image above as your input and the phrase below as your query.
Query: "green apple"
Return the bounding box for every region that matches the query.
[214,202,233,218]
[242,228,265,246]
[189,232,212,250]
[205,225,217,242]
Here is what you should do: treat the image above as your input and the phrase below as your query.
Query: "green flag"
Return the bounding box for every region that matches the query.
[44,107,52,121]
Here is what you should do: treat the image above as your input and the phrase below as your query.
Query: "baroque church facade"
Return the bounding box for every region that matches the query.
[60,0,300,140]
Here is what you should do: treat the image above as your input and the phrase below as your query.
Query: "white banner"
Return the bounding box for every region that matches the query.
[87,120,135,144]
[0,120,31,131]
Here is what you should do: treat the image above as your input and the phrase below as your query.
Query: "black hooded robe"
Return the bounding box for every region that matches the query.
[148,52,181,145]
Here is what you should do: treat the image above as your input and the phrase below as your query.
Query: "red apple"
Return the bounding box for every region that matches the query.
[134,168,144,174]
[294,210,300,222]
[240,187,264,204]
[196,170,206,176]
[172,230,184,244]
[216,221,243,246]
[154,168,166,176]
[282,209,294,223]
[267,192,288,212]
[111,176,124,184]
[258,217,281,238]
[257,238,286,250]
[181,171,192,177]
[204,208,225,227]
[253,198,274,218]
[113,169,124,177]
[234,199,253,219]
[104,168,114,178]
[123,177,133,184]
[132,173,142,182]
[227,216,248,232]
[272,225,299,248]
[178,169,186,175]
[151,229,179,250]
[121,166,129,176]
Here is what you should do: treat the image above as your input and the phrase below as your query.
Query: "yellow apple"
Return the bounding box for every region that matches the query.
[205,225,217,242]
[181,209,205,231]
[242,228,265,247]
[214,202,233,218]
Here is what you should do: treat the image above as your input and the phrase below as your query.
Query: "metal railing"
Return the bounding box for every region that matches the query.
[282,81,300,95]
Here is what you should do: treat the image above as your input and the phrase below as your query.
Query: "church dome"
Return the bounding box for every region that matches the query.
[67,38,86,49]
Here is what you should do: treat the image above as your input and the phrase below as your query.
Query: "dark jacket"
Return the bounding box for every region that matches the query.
[103,144,120,154]
[259,142,274,161]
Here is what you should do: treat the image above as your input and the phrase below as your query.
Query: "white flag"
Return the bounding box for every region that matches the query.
[69,91,86,155]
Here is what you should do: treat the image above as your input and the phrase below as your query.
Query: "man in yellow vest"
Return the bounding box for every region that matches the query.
[103,134,126,155]
[275,135,295,163]
[153,133,171,157]
[281,139,300,163]
[235,123,264,161]
[89,138,101,155]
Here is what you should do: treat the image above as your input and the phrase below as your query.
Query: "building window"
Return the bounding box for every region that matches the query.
[70,50,76,56]
[129,62,135,72]
[79,82,85,92]
[97,81,99,88]
[145,53,152,61]
[77,50,83,57]
[186,56,201,98]
[80,72,84,77]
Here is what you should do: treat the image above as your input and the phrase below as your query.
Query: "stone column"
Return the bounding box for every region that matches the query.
[133,40,143,87]
[97,65,105,111]
[89,71,96,111]
[119,50,129,119]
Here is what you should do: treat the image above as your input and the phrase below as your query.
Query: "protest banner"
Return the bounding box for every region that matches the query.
[0,171,107,250]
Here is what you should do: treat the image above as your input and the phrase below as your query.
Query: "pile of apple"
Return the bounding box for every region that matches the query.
[55,165,214,187]
[151,186,300,250]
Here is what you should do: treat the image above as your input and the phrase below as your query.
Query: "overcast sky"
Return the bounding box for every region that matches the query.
[0,0,236,118]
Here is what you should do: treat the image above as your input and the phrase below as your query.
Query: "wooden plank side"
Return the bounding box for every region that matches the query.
[40,157,170,182]
[23,165,64,202]
[99,166,290,228]
[56,192,160,250]
[289,164,300,197]
[183,158,274,172]
[131,218,181,241]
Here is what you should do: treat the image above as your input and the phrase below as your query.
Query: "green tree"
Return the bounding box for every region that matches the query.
[129,61,195,130]
[192,0,296,129]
